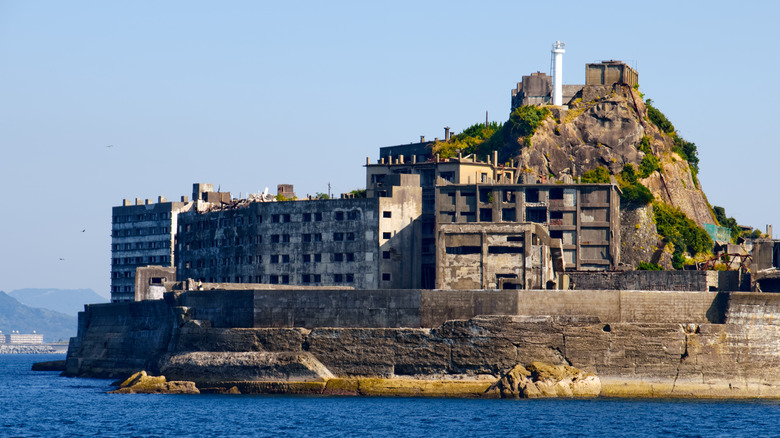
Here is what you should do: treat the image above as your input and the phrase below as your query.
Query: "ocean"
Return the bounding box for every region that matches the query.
[2,354,779,437]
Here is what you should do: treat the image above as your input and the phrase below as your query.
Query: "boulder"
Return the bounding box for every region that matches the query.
[109,371,199,394]
[493,362,600,398]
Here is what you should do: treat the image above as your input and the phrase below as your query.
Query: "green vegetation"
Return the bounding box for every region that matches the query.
[314,192,329,200]
[645,99,675,134]
[432,122,501,159]
[713,205,740,242]
[432,105,550,160]
[637,261,663,271]
[617,164,654,206]
[638,135,652,154]
[580,166,610,184]
[645,98,699,176]
[348,189,367,198]
[653,202,713,268]
[507,105,550,147]
[276,194,295,201]
[638,154,660,178]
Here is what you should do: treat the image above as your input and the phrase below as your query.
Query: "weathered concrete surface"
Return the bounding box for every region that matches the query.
[64,290,780,398]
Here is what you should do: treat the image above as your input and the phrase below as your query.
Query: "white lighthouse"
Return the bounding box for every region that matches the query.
[551,41,565,106]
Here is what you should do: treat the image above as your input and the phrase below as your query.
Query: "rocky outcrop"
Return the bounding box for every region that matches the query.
[493,362,600,398]
[509,85,716,267]
[109,371,199,394]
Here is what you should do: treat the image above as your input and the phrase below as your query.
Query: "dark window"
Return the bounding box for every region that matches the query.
[257,215,263,223]
[270,255,279,264]
[479,189,491,204]
[346,232,355,241]
[303,254,311,263]
[488,246,524,254]
[479,208,493,222]
[334,274,343,283]
[382,211,392,218]
[550,188,564,200]
[346,253,354,262]
[334,253,344,262]
[550,230,563,239]
[382,232,391,239]
[382,273,391,281]
[314,233,322,242]
[270,275,279,284]
[282,254,290,263]
[303,234,312,243]
[347,210,360,220]
[502,208,516,222]
[551,211,563,219]
[526,207,547,223]
[303,213,312,222]
[281,275,289,284]
[302,274,311,283]
[333,232,344,241]
[282,234,290,243]
[271,235,280,243]
[335,211,345,221]
[507,236,524,242]
[526,188,540,203]
[283,214,291,223]
[314,212,323,221]
[346,274,354,283]
[314,274,321,282]
[314,253,322,263]
[272,214,280,223]
[446,246,481,255]
[382,251,391,259]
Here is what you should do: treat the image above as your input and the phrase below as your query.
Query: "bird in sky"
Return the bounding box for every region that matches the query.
[58,258,65,261]
[106,144,114,148]
[82,229,86,233]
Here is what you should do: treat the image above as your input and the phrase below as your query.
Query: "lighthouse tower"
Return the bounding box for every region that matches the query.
[551,41,565,106]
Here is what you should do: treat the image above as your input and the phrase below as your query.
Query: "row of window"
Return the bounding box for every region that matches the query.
[113,241,170,251]
[178,209,366,233]
[112,255,170,265]
[188,272,389,285]
[181,252,359,268]
[179,232,364,250]
[112,227,170,237]
[113,212,172,223]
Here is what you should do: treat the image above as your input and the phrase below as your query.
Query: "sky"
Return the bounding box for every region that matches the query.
[1,1,778,297]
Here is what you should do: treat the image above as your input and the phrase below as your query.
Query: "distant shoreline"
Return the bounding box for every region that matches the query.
[0,344,68,354]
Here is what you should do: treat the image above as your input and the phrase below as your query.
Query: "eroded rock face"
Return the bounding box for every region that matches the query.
[510,85,716,267]
[493,362,601,398]
[109,371,199,394]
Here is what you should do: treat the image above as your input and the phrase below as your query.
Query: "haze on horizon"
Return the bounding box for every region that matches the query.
[1,1,777,296]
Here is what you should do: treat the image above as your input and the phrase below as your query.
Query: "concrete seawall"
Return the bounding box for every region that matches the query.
[64,289,780,398]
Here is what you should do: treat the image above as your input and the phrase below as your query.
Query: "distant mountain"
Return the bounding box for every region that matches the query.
[9,288,108,316]
[0,291,76,343]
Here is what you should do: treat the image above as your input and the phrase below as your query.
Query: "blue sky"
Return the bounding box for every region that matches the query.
[1,1,777,297]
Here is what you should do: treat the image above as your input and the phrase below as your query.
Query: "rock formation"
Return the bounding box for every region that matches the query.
[109,371,199,394]
[492,362,601,398]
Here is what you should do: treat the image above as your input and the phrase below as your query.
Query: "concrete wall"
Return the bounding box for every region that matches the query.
[568,270,741,292]
[171,287,728,329]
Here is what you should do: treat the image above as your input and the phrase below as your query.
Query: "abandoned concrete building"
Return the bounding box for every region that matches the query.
[174,175,422,291]
[110,196,191,302]
[435,182,620,276]
[511,60,637,109]
[366,146,518,287]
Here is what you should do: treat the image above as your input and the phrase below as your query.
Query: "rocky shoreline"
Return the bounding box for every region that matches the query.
[1,345,65,355]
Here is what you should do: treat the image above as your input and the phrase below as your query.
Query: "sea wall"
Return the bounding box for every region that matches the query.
[168,288,727,329]
[64,289,780,397]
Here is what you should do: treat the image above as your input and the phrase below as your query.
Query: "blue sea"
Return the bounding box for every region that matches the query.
[2,355,780,437]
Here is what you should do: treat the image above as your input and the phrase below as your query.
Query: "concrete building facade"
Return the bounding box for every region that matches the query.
[175,175,422,290]
[435,182,620,272]
[110,197,191,302]
[366,149,517,287]
[585,60,638,87]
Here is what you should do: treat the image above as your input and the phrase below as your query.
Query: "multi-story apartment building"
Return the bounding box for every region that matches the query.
[435,182,620,272]
[365,146,517,287]
[175,175,422,289]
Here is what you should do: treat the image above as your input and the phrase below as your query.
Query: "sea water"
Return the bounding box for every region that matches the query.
[2,354,779,437]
